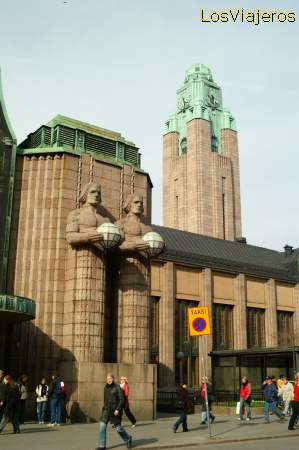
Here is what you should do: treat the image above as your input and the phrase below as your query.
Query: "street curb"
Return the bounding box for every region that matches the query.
[132,431,299,449]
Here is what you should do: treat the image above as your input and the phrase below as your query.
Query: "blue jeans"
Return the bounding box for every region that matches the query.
[98,421,130,448]
[37,401,47,423]
[174,412,188,431]
[239,398,251,419]
[264,401,283,421]
[50,397,61,424]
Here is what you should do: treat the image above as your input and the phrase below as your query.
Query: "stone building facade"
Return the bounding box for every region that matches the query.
[163,64,242,241]
[150,226,299,397]
[5,114,156,420]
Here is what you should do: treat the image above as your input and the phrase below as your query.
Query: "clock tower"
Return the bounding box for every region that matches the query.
[163,64,242,241]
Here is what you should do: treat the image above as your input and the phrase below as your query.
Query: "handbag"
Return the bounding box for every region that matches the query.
[236,401,240,415]
[176,400,185,410]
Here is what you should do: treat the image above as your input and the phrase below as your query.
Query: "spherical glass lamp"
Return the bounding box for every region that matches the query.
[96,223,122,249]
[142,231,165,256]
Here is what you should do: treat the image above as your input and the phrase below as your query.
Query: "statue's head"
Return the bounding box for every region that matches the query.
[124,193,144,216]
[79,182,101,207]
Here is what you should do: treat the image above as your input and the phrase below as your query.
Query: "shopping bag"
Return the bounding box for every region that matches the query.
[236,401,240,415]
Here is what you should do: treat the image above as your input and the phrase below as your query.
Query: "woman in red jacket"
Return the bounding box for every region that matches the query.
[239,377,252,421]
[288,372,299,430]
[120,377,136,428]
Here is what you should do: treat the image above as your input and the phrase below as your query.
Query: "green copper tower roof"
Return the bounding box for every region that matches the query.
[165,64,236,155]
[18,114,142,169]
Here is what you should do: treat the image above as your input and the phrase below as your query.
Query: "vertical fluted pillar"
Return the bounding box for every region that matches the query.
[159,262,175,388]
[118,253,150,364]
[64,246,106,362]
[265,279,278,348]
[233,274,247,349]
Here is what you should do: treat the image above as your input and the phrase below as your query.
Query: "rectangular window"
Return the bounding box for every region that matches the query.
[150,296,159,364]
[247,307,265,348]
[175,300,199,387]
[277,311,294,347]
[212,304,234,350]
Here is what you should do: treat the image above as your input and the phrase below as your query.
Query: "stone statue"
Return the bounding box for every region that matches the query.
[64,182,110,363]
[66,182,110,249]
[116,193,152,364]
[116,193,151,252]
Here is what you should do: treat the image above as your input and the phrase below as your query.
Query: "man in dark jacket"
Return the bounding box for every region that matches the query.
[262,376,285,423]
[96,374,132,450]
[173,384,191,432]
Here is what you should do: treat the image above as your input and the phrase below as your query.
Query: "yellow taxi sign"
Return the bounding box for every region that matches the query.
[188,306,211,336]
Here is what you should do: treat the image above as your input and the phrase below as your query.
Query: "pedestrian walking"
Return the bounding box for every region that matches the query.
[279,376,293,416]
[172,384,191,432]
[0,375,21,434]
[199,377,215,425]
[48,373,64,426]
[288,372,299,430]
[17,374,28,424]
[36,377,49,424]
[239,377,252,421]
[96,373,132,450]
[0,370,5,422]
[120,376,136,427]
[262,376,285,423]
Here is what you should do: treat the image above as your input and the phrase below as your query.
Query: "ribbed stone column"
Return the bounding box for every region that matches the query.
[158,262,175,388]
[265,279,278,348]
[64,246,106,362]
[118,253,150,364]
[233,274,247,349]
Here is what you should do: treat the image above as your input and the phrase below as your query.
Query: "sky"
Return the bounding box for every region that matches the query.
[1,0,298,251]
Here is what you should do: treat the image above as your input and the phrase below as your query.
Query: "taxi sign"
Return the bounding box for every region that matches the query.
[188,306,211,336]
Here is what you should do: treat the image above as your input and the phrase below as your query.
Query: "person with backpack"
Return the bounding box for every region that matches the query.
[262,376,285,423]
[0,375,21,434]
[48,373,65,427]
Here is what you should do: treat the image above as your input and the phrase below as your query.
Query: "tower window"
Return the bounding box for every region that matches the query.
[211,135,218,152]
[180,137,187,155]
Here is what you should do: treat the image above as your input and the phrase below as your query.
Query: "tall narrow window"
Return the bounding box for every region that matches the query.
[222,177,226,239]
[212,304,234,350]
[247,308,265,348]
[175,300,199,386]
[277,311,294,347]
[175,194,179,228]
[150,296,159,364]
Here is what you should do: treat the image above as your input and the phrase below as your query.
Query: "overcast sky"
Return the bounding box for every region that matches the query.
[1,0,298,251]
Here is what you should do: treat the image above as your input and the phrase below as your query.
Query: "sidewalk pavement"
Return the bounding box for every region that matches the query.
[0,414,299,450]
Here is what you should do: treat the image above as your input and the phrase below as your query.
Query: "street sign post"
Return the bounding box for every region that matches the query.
[188,306,212,438]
